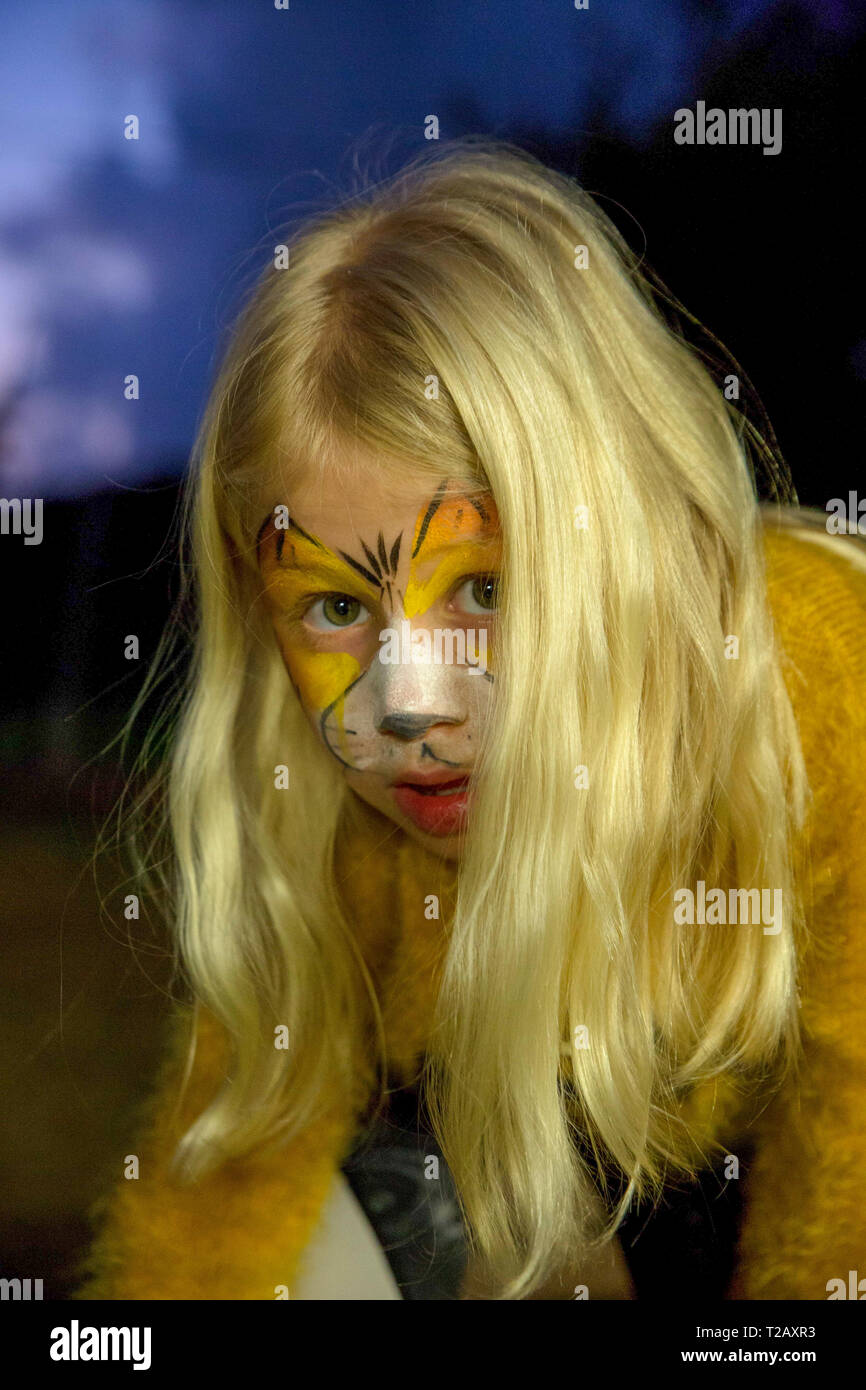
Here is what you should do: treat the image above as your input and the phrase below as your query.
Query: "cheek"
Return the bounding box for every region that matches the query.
[476,628,496,679]
[276,638,362,719]
[466,669,496,736]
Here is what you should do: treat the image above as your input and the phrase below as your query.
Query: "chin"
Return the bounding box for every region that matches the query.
[409,826,462,862]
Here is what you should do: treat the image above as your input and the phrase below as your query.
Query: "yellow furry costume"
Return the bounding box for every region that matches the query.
[72,525,866,1300]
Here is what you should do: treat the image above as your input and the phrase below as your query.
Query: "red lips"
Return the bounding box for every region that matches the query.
[391,772,472,836]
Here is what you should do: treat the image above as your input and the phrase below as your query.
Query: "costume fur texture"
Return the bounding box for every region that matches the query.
[71,528,866,1300]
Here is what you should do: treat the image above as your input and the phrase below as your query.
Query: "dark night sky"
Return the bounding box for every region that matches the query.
[0,0,860,498]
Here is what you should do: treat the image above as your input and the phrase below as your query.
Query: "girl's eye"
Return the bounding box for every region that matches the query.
[306,594,369,630]
[455,574,500,615]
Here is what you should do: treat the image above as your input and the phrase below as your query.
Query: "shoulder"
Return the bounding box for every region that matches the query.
[760,509,866,853]
[760,507,866,1013]
[761,507,866,694]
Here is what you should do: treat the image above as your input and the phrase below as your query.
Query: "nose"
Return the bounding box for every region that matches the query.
[377,710,460,740]
[373,618,469,742]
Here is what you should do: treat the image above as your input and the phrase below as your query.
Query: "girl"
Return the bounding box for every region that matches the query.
[74,138,866,1301]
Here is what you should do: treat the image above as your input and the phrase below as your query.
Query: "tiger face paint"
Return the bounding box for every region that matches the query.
[257,471,501,859]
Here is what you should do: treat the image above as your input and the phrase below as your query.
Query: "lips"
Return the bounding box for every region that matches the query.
[391,772,472,836]
[393,771,470,789]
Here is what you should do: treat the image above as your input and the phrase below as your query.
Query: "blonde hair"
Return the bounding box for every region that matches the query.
[118,137,809,1298]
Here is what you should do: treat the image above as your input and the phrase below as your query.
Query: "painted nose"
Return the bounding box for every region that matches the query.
[377,711,447,740]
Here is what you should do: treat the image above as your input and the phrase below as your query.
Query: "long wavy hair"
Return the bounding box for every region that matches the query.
[116,137,809,1298]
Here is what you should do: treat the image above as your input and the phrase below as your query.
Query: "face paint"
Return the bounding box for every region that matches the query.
[257,474,501,858]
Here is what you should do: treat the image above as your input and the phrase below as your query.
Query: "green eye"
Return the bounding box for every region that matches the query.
[322,594,362,627]
[470,575,499,612]
[305,593,367,630]
[450,575,499,616]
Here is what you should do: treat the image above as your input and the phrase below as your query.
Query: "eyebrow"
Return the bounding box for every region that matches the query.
[256,512,324,566]
[284,559,381,593]
[410,532,501,565]
[256,516,379,595]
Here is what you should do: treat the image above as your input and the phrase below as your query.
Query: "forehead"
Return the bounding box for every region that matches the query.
[258,454,497,560]
[286,466,445,547]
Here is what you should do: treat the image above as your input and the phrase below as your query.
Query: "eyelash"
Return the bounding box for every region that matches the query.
[297,575,499,631]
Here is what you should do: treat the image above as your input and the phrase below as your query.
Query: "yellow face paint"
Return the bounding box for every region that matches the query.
[256,481,499,782]
[257,522,370,757]
[257,479,500,853]
[403,492,501,637]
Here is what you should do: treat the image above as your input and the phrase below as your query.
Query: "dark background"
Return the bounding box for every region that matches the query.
[0,0,863,1297]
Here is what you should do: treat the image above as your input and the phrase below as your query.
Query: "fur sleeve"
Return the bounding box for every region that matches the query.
[70,1004,362,1300]
[730,527,866,1298]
